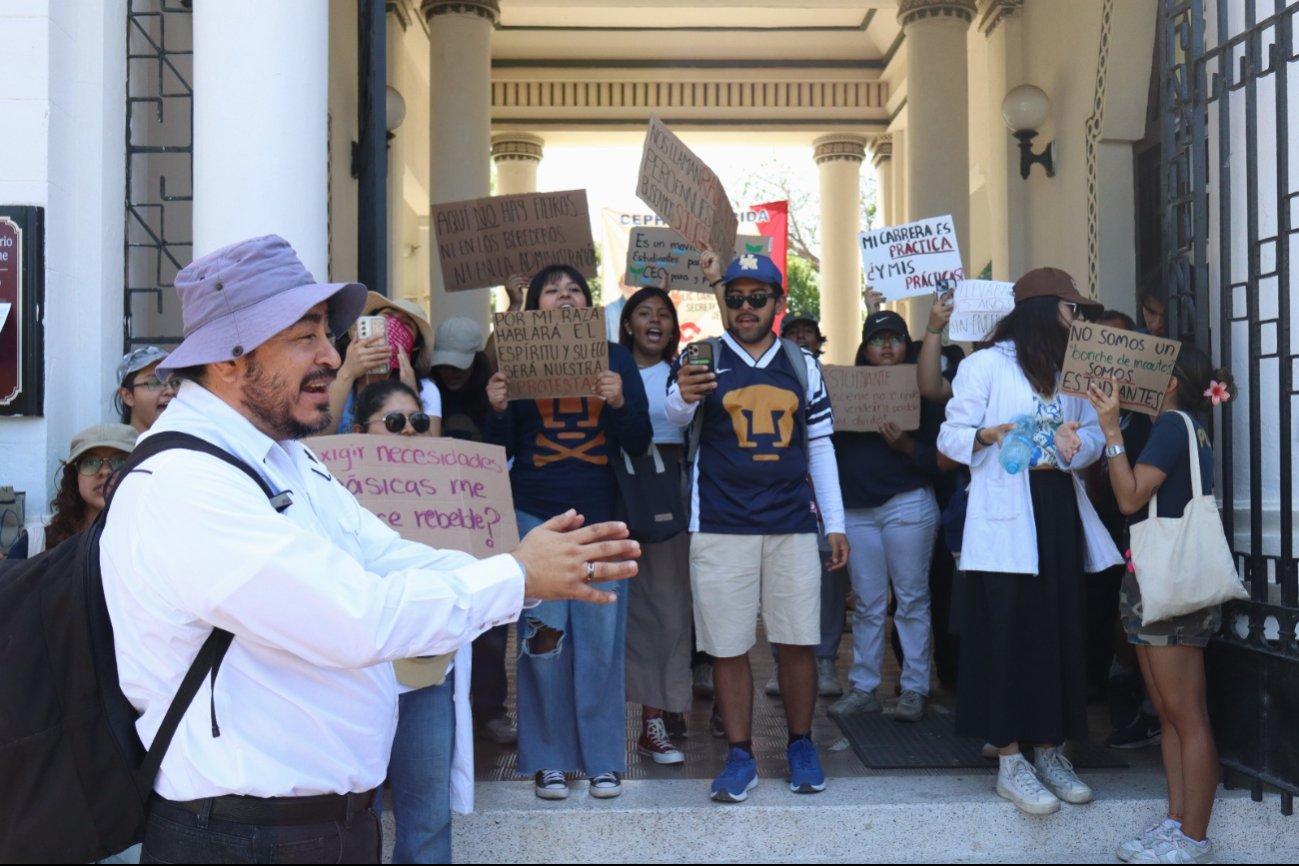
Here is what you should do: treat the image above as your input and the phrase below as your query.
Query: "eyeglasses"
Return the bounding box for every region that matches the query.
[365,412,431,434]
[1061,301,1083,321]
[77,455,128,476]
[723,292,772,310]
[131,377,180,392]
[867,334,905,347]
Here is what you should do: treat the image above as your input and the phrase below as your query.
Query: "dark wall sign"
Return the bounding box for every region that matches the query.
[0,207,44,416]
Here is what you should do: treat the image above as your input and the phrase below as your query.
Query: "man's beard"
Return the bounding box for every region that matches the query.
[241,354,335,440]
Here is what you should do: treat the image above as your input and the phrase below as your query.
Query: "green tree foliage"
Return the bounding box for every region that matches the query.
[785,253,821,319]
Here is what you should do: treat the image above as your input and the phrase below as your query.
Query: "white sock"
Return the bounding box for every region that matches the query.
[1174,830,1209,849]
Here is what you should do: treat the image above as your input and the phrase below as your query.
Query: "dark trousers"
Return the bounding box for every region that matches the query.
[140,795,381,864]
[471,623,510,722]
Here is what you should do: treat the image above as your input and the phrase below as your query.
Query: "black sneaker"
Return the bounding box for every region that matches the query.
[1106,713,1161,750]
[663,711,688,739]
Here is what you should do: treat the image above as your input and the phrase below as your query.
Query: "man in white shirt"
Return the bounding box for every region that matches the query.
[100,235,638,864]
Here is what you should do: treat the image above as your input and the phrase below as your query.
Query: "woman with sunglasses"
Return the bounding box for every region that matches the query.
[330,293,442,436]
[352,378,452,864]
[938,268,1123,816]
[485,264,652,801]
[40,424,138,554]
[828,311,953,725]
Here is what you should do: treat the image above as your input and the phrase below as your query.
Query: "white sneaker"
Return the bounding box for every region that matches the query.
[995,753,1061,815]
[816,658,843,697]
[1118,819,1181,862]
[1033,745,1093,804]
[1129,830,1214,863]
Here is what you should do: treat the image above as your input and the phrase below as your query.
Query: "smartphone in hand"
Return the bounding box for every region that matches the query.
[684,340,713,374]
[355,315,390,375]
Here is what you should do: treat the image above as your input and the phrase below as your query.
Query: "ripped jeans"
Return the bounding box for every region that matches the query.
[514,510,629,776]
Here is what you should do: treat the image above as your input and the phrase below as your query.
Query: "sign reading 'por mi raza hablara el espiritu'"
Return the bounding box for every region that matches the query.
[858,215,964,301]
[493,307,608,401]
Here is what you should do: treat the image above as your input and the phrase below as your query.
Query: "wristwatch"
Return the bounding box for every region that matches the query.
[1104,443,1126,460]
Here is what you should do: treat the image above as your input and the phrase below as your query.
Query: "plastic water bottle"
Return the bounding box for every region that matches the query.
[998,415,1035,475]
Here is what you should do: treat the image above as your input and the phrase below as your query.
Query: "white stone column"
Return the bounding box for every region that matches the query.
[898,0,975,334]
[871,135,894,227]
[424,0,497,328]
[492,134,544,196]
[814,135,867,366]
[192,0,329,278]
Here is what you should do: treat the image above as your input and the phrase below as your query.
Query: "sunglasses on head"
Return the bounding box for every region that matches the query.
[366,411,431,434]
[723,292,773,311]
[77,455,128,476]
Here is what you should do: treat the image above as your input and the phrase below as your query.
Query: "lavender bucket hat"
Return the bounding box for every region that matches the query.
[157,235,366,378]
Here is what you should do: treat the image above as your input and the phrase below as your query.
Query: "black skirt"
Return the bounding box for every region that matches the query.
[955,470,1089,747]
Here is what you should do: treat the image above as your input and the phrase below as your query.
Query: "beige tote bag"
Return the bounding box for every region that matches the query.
[1130,412,1248,626]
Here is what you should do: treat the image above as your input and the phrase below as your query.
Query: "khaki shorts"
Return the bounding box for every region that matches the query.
[689,532,822,658]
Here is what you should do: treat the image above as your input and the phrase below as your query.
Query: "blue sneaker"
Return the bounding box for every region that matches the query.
[710,747,758,802]
[787,738,826,793]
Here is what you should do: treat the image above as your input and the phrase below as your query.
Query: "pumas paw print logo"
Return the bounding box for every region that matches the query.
[739,254,759,270]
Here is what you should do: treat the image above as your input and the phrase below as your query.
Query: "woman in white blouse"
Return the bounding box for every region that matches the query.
[937,268,1122,817]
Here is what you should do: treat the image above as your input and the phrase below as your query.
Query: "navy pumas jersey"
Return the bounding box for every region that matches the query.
[676,332,834,534]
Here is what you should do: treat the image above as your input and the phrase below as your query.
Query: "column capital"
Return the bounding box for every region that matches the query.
[870,134,894,167]
[491,133,545,163]
[977,0,1023,36]
[813,134,867,166]
[897,0,977,29]
[420,0,500,26]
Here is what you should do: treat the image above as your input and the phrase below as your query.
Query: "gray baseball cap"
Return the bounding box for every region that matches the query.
[68,423,138,464]
[158,235,366,378]
[429,317,485,370]
[116,346,169,386]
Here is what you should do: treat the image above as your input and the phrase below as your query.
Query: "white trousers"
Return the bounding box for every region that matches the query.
[844,486,940,696]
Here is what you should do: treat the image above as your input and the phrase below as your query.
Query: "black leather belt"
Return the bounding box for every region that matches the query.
[154,788,379,826]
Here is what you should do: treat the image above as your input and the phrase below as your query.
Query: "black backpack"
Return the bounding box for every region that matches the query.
[0,432,284,863]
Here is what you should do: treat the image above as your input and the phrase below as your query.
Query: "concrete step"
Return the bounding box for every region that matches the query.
[410,773,1299,864]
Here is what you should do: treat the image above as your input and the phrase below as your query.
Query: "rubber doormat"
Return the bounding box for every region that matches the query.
[832,709,1128,770]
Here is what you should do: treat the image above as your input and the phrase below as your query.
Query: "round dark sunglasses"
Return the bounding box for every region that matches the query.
[723,292,772,310]
[365,411,431,434]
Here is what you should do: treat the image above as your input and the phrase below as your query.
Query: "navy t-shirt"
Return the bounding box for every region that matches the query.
[1131,411,1214,524]
[675,336,833,535]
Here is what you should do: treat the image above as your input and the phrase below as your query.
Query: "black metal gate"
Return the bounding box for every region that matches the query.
[124,0,193,353]
[1160,0,1298,814]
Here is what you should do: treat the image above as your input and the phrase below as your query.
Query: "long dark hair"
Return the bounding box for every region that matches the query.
[618,287,680,364]
[44,462,90,550]
[1172,345,1236,413]
[353,380,421,430]
[989,296,1070,396]
[525,265,593,311]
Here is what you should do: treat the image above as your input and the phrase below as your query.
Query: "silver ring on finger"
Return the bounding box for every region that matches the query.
[585,561,596,584]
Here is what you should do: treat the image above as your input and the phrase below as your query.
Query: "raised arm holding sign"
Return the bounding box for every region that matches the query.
[858,215,964,301]
[493,307,609,401]
[636,117,738,262]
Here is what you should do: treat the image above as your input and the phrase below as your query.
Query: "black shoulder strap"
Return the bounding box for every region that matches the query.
[103,431,286,781]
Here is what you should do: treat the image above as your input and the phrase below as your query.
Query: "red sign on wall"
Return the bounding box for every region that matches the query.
[0,207,44,416]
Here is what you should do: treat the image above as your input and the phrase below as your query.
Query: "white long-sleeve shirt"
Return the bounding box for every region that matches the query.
[100,382,524,807]
[936,342,1123,575]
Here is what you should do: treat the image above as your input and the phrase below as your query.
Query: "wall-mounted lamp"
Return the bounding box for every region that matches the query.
[352,86,407,178]
[1002,84,1055,180]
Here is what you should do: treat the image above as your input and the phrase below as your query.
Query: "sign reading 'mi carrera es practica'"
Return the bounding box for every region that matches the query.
[0,207,44,416]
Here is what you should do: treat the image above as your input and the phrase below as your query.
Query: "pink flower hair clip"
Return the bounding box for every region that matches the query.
[1204,380,1231,406]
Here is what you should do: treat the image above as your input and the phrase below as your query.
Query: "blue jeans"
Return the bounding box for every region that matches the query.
[386,675,455,864]
[514,509,628,775]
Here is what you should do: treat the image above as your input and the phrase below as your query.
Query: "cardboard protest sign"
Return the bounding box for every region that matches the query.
[494,307,608,400]
[307,434,521,688]
[1059,322,1181,416]
[822,364,922,432]
[636,117,738,260]
[431,189,595,292]
[948,279,1015,341]
[624,228,771,293]
[858,215,964,300]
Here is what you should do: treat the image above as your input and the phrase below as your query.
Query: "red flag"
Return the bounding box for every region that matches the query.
[748,200,790,331]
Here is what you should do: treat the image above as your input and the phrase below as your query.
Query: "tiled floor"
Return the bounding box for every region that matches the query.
[472,623,1162,784]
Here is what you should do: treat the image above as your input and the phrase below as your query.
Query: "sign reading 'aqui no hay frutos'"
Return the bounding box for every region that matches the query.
[1059,322,1181,416]
[494,307,608,401]
[431,189,596,292]
[821,364,922,433]
[636,117,738,261]
[858,215,964,301]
